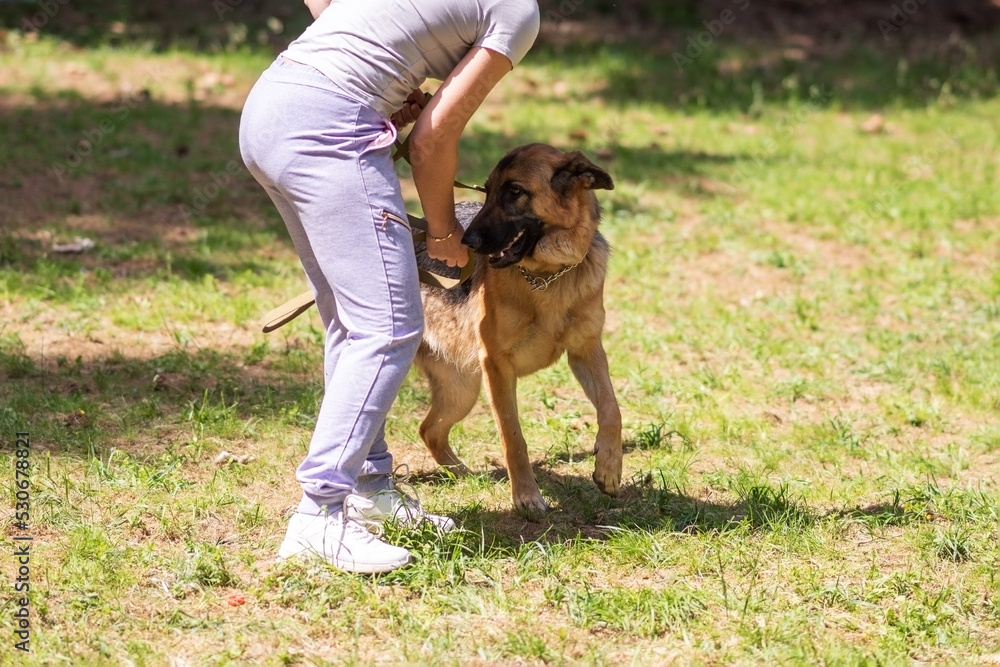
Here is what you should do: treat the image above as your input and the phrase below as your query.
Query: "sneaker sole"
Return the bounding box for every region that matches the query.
[277,542,410,574]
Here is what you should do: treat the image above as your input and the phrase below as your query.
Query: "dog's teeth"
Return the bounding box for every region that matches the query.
[490,230,526,260]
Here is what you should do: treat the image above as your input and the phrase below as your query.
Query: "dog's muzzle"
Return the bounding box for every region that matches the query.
[464,217,544,269]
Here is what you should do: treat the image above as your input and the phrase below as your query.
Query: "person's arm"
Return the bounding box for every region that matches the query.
[409,47,513,268]
[304,0,331,20]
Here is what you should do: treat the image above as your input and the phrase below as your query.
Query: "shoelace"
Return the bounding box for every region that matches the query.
[316,506,367,562]
[386,467,457,533]
[344,495,388,536]
[345,465,441,533]
[386,464,426,520]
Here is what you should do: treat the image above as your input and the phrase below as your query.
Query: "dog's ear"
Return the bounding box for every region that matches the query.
[551,151,615,195]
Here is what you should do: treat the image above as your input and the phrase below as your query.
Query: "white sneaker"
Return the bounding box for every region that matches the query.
[346,488,457,533]
[276,508,411,574]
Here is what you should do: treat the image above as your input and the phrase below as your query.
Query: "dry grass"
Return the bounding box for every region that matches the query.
[1,24,999,666]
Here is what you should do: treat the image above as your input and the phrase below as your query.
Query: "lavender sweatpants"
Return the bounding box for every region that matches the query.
[239,59,423,515]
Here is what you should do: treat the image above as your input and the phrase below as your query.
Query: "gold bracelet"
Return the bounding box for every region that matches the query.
[427,220,458,242]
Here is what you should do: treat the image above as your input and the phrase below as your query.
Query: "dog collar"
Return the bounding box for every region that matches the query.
[517,253,587,292]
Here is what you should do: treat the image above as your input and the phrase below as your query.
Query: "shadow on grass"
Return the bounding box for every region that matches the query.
[4,7,998,298]
[825,491,942,529]
[3,335,816,549]
[0,341,322,456]
[410,460,815,548]
[3,0,999,111]
[0,90,745,296]
[527,35,1000,113]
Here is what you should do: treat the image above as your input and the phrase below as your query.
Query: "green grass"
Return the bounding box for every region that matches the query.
[1,26,1000,665]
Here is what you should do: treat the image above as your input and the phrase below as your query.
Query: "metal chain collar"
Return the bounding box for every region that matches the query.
[517,254,587,292]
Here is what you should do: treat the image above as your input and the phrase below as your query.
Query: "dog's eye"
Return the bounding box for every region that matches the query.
[508,185,524,197]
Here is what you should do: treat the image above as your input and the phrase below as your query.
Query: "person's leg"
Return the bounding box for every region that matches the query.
[240,62,422,513]
[287,149,422,516]
[356,420,393,494]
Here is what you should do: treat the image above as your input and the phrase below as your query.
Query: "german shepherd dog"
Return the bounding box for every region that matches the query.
[415,143,623,518]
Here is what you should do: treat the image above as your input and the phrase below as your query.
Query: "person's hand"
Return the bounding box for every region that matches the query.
[391,89,428,129]
[425,228,468,268]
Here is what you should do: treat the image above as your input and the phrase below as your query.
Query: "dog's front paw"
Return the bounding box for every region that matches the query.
[593,440,622,497]
[513,492,550,522]
[592,460,621,497]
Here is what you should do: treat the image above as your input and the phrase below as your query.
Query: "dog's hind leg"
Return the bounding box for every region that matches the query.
[416,351,479,476]
[568,341,623,497]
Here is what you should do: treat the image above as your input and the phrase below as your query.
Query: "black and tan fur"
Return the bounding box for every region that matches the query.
[415,143,623,518]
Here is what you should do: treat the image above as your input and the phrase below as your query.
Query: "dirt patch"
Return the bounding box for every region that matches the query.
[1,292,264,364]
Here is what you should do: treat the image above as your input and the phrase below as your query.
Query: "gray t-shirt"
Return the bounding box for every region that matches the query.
[283,0,540,119]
